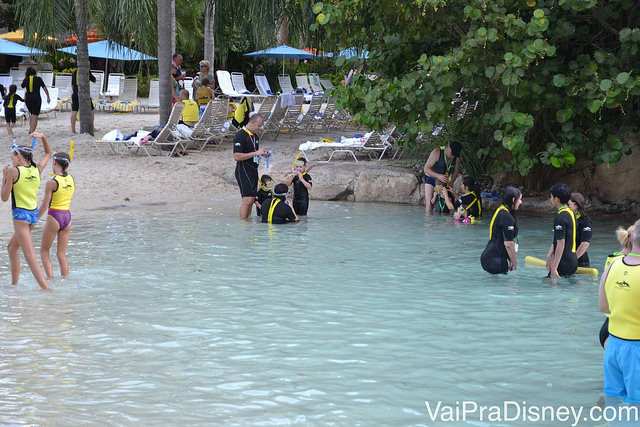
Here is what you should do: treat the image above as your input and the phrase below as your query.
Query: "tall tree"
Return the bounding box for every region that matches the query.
[157,0,173,124]
[73,0,92,135]
[170,0,176,55]
[204,0,215,67]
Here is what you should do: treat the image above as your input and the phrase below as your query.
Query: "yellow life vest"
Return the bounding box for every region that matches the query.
[7,93,15,108]
[29,75,34,93]
[605,252,624,271]
[12,165,40,210]
[605,256,640,340]
[557,206,577,252]
[49,174,75,210]
[196,86,212,106]
[267,198,281,224]
[463,191,481,218]
[489,205,509,240]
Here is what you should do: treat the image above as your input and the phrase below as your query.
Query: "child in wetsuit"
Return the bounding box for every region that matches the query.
[431,185,455,214]
[3,85,24,136]
[285,158,312,216]
[255,174,273,216]
[196,78,214,106]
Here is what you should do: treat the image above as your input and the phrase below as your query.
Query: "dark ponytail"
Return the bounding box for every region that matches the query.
[570,192,589,221]
[53,152,71,176]
[503,186,521,236]
[462,175,481,195]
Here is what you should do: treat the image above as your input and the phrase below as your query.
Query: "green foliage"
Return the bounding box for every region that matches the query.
[314,0,640,176]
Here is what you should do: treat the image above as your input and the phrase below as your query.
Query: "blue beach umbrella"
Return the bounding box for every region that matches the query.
[325,47,369,59]
[58,40,156,61]
[244,44,314,74]
[0,38,47,56]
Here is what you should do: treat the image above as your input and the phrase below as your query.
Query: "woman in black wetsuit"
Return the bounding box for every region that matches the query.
[480,186,522,274]
[442,175,482,221]
[21,67,50,134]
[568,192,592,268]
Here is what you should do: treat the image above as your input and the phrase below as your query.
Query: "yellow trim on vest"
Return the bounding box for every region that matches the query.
[489,205,509,240]
[463,191,481,217]
[558,206,576,252]
[267,198,281,224]
[7,93,14,108]
[49,174,75,210]
[13,165,40,210]
[605,258,640,340]
[29,75,34,93]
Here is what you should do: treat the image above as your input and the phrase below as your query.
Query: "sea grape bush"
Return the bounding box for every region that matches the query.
[313,0,640,176]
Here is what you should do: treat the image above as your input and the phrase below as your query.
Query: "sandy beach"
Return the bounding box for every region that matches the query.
[0,103,330,235]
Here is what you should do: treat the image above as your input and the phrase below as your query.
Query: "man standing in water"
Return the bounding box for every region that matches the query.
[233,114,267,219]
[546,183,578,278]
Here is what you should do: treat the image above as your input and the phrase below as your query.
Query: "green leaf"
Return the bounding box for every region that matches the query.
[476,27,487,38]
[587,99,602,113]
[616,72,630,85]
[494,129,503,141]
[556,108,574,123]
[514,112,528,125]
[619,27,632,42]
[317,12,327,24]
[564,152,576,165]
[551,157,562,168]
[504,52,514,61]
[485,66,495,78]
[600,79,612,92]
[312,2,323,14]
[552,74,566,87]
[533,9,544,18]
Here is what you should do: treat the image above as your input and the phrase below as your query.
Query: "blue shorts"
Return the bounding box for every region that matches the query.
[423,175,436,186]
[604,335,640,403]
[12,208,38,226]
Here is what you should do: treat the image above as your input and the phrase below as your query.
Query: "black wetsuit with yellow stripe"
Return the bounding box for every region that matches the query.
[552,206,578,277]
[481,205,516,274]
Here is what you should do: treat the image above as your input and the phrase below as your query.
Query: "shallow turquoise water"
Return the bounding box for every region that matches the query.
[0,200,629,426]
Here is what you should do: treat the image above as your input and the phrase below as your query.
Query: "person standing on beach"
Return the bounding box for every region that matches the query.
[172,53,185,84]
[21,67,51,134]
[70,64,97,134]
[423,141,461,212]
[546,183,578,278]
[1,132,51,289]
[233,114,267,219]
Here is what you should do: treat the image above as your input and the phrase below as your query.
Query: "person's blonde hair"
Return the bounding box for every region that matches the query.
[616,224,635,251]
[199,60,211,69]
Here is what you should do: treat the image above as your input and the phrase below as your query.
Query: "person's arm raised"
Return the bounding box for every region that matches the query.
[32,132,52,173]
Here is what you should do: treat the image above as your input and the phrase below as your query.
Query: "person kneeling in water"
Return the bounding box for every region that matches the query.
[442,175,482,221]
[261,183,298,224]
[480,186,522,274]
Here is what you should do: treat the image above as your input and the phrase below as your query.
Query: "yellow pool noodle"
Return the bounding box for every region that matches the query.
[524,256,599,276]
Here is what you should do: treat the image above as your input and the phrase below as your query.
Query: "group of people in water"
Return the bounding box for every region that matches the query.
[1,133,74,290]
[233,114,312,223]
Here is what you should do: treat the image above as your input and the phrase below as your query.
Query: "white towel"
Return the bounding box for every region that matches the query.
[280,93,296,108]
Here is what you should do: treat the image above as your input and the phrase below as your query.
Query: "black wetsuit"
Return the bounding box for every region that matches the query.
[21,75,45,115]
[261,197,296,224]
[3,93,24,123]
[481,205,517,274]
[71,70,97,111]
[255,187,271,216]
[292,173,312,216]
[575,214,593,267]
[551,207,578,277]
[233,127,259,197]
[454,192,482,218]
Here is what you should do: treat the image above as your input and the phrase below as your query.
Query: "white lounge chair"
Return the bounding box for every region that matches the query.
[146,78,160,110]
[174,100,224,151]
[90,70,104,102]
[320,78,335,90]
[278,74,295,94]
[10,67,21,85]
[39,71,54,88]
[299,128,394,162]
[231,72,254,95]
[40,87,58,118]
[0,74,11,90]
[254,73,276,96]
[103,72,124,99]
[308,73,324,94]
[216,70,246,98]
[54,72,73,98]
[108,76,139,112]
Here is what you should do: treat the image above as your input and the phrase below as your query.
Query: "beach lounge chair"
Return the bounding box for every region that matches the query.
[296,94,325,133]
[308,73,324,94]
[216,70,247,98]
[319,78,335,91]
[39,71,54,88]
[278,74,295,94]
[260,94,289,138]
[254,95,276,119]
[231,72,255,95]
[145,78,160,110]
[10,67,21,85]
[0,74,11,90]
[103,72,124,98]
[208,97,233,139]
[98,102,186,156]
[254,73,276,96]
[53,73,73,110]
[299,128,394,162]
[174,100,223,151]
[90,70,104,101]
[108,76,139,112]
[275,94,304,139]
[40,87,58,118]
[295,73,315,96]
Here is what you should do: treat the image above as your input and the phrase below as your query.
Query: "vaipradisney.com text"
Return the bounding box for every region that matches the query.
[425,400,639,426]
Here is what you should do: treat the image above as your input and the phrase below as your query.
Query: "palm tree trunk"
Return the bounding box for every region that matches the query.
[158,0,172,124]
[74,0,93,135]
[277,12,288,45]
[170,0,176,55]
[204,0,215,69]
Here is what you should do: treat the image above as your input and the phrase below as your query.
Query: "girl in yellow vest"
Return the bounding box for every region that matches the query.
[2,84,24,136]
[38,152,74,279]
[1,132,51,289]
